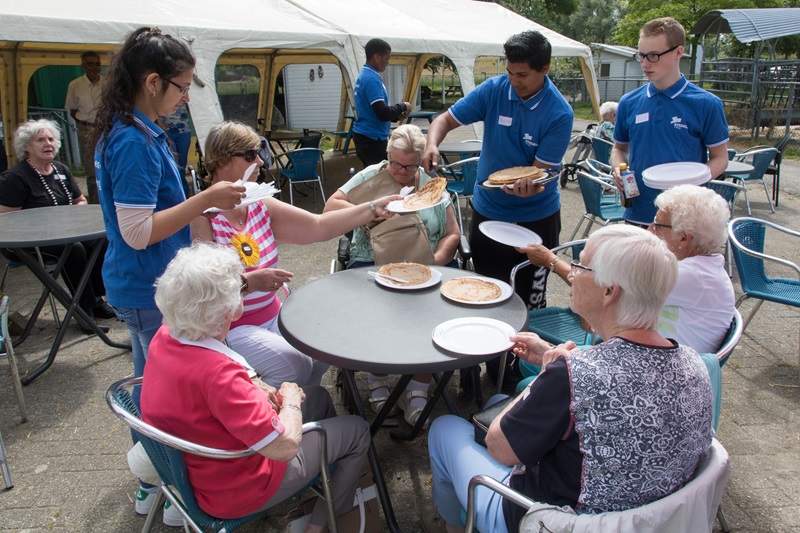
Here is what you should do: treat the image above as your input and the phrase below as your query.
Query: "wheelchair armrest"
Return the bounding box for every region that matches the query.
[458,235,471,262]
[337,236,351,265]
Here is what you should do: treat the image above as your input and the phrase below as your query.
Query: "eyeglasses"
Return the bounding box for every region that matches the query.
[388,159,420,173]
[650,217,673,232]
[633,45,679,63]
[84,61,101,67]
[232,148,261,163]
[570,261,594,276]
[166,78,191,96]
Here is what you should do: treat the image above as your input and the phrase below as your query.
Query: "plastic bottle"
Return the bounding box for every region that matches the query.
[619,163,639,208]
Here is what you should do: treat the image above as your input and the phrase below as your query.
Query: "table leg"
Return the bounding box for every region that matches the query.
[14,241,131,385]
[341,369,402,533]
[11,249,71,347]
[390,370,457,440]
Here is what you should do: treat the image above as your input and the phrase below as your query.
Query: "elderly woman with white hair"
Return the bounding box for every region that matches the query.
[650,183,735,353]
[0,118,115,332]
[519,184,734,354]
[141,242,370,532]
[422,225,713,533]
[594,101,618,142]
[324,124,461,427]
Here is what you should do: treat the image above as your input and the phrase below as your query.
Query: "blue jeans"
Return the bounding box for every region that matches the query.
[112,307,162,409]
[428,414,512,532]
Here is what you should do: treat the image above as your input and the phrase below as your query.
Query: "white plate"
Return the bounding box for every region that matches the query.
[440,276,514,306]
[641,162,711,190]
[374,267,443,290]
[432,317,516,355]
[478,221,543,248]
[386,192,448,213]
[203,182,280,213]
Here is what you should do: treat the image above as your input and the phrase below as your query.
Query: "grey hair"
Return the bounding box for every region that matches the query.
[13,119,62,160]
[154,242,243,341]
[599,101,618,121]
[386,124,426,158]
[655,184,729,255]
[586,225,678,330]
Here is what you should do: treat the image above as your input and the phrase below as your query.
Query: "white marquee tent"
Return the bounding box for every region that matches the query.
[0,0,598,158]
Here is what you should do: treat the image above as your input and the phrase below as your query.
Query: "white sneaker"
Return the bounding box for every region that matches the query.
[162,499,186,528]
[135,487,158,515]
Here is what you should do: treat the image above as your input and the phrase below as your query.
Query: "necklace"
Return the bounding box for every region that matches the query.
[228,206,247,227]
[27,159,72,206]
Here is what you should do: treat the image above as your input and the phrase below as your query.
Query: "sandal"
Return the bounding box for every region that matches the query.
[368,379,397,416]
[397,389,429,428]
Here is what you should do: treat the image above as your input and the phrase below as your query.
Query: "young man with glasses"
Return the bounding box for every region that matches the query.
[611,17,729,227]
[65,51,103,203]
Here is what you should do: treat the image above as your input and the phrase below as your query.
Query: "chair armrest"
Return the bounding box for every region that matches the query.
[465,474,537,533]
[728,217,800,278]
[458,235,471,262]
[337,236,351,265]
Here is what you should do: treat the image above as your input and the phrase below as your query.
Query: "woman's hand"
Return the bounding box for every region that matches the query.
[251,377,280,410]
[277,382,305,408]
[200,180,246,211]
[510,332,552,366]
[369,194,404,222]
[246,268,294,293]
[541,342,578,370]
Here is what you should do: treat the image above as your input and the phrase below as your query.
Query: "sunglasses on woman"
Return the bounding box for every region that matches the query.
[232,148,261,163]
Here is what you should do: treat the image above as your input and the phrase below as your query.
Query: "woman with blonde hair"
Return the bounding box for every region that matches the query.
[191,121,400,388]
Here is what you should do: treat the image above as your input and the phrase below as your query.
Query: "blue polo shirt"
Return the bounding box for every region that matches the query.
[450,75,573,223]
[614,75,729,224]
[353,64,391,141]
[96,109,190,309]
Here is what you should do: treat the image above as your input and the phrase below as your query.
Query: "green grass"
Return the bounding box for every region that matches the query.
[571,101,597,121]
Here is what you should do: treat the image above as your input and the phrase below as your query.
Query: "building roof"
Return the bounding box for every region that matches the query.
[691,8,800,44]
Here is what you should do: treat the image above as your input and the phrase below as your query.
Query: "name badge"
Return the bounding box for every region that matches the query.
[54,173,66,181]
[635,113,649,124]
[498,115,512,127]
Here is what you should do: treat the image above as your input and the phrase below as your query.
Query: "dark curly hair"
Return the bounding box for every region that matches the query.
[94,27,195,144]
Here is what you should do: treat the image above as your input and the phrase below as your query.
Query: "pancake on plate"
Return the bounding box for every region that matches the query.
[377,262,431,286]
[441,277,502,302]
[487,166,545,185]
[402,177,447,210]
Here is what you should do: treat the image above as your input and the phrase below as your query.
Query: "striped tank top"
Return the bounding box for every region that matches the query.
[209,201,280,327]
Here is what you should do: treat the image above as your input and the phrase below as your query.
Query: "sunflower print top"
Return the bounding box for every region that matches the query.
[210,201,280,326]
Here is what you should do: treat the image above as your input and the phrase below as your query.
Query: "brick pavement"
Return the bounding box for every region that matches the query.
[1,125,799,532]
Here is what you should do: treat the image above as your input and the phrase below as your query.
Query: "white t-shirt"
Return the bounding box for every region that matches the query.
[658,254,735,354]
[65,75,102,123]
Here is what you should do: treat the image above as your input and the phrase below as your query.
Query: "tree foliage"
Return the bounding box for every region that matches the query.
[563,0,622,44]
[424,56,456,75]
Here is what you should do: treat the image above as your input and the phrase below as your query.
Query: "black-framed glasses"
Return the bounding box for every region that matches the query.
[633,45,679,63]
[232,148,261,163]
[570,260,594,276]
[388,159,420,172]
[650,217,673,232]
[166,78,191,96]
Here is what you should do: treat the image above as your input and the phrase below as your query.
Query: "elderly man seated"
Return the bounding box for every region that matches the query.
[421,225,714,533]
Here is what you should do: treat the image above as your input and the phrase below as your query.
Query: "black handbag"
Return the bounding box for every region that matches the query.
[472,395,515,447]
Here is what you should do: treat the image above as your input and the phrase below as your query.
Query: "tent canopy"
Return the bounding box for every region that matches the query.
[0,0,598,153]
[690,8,800,44]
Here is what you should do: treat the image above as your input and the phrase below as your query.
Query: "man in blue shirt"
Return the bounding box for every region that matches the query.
[422,31,573,310]
[352,38,411,168]
[611,17,729,225]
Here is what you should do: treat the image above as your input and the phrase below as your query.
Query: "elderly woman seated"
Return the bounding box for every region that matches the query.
[191,121,400,389]
[324,124,461,427]
[0,119,114,333]
[594,101,617,142]
[140,243,370,532]
[521,184,734,353]
[421,226,713,533]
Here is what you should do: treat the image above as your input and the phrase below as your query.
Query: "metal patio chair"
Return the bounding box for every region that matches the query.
[705,179,745,276]
[441,156,480,233]
[106,376,337,533]
[569,171,625,241]
[276,148,327,206]
[590,136,613,166]
[730,147,778,215]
